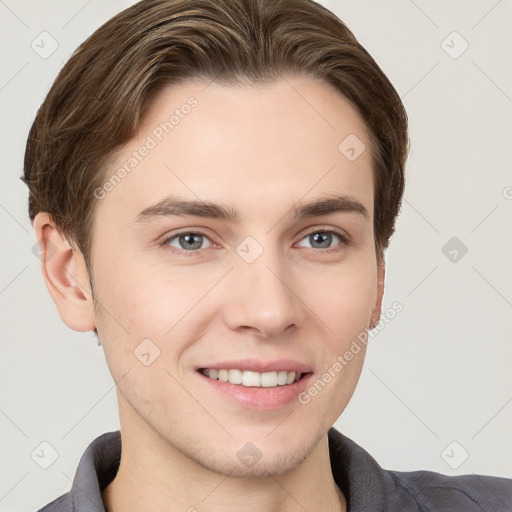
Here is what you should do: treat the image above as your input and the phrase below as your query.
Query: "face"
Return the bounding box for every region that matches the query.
[56,76,384,477]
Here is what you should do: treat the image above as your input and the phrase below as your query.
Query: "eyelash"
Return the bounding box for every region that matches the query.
[158,227,350,257]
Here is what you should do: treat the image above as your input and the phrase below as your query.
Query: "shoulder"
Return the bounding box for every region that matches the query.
[387,467,512,511]
[327,427,512,511]
[34,430,120,512]
[35,493,71,512]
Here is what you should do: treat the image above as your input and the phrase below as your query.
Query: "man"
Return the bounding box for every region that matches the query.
[25,0,511,510]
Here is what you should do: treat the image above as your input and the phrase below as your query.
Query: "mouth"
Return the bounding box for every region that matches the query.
[198,367,311,388]
[195,366,315,410]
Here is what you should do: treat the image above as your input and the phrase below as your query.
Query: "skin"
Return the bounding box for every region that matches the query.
[34,75,385,512]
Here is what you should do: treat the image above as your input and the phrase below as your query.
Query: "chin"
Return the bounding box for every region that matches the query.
[197,442,313,478]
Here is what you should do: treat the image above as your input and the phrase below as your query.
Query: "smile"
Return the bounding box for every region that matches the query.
[199,368,304,387]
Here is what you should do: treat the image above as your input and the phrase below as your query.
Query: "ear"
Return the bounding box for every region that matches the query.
[33,212,96,332]
[369,257,386,329]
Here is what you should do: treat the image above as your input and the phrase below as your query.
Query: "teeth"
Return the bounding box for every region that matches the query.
[277,370,288,385]
[243,370,260,387]
[228,369,243,384]
[201,368,303,387]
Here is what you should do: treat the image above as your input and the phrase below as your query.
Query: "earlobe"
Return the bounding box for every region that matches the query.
[33,212,96,332]
[370,258,386,329]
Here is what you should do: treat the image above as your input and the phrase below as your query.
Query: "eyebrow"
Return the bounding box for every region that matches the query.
[132,193,369,225]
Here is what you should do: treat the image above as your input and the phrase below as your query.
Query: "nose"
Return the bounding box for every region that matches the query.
[221,243,306,339]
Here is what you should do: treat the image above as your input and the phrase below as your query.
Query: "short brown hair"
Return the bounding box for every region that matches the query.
[23,0,409,270]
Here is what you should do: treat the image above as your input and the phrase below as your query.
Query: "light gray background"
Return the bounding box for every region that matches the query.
[1,0,511,510]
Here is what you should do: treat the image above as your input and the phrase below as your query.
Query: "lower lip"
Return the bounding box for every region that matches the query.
[197,371,314,410]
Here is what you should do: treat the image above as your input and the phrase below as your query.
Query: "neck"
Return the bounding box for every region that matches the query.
[103,468,345,512]
[102,416,345,512]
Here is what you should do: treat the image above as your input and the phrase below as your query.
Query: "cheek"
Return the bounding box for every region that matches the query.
[92,251,182,330]
[304,261,377,340]
[92,258,215,368]
[317,264,376,404]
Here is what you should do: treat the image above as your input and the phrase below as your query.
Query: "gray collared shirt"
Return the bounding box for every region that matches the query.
[36,428,512,511]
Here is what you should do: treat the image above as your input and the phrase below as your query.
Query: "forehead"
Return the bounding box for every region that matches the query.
[96,76,375,223]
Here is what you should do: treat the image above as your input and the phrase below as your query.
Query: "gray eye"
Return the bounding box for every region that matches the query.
[297,231,343,250]
[165,232,212,252]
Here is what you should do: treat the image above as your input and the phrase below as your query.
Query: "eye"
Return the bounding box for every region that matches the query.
[160,231,213,256]
[295,228,349,253]
[159,227,350,257]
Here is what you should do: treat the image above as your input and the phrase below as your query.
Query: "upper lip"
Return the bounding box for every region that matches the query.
[196,359,313,373]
